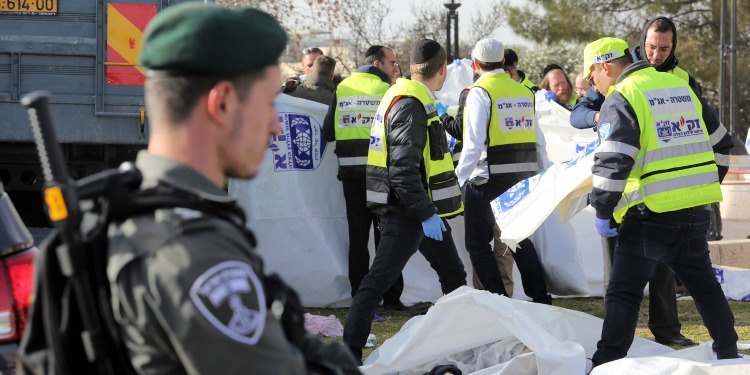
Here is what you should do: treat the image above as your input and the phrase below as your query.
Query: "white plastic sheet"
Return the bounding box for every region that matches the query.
[436,58,474,106]
[491,139,598,250]
[713,265,750,301]
[361,287,678,375]
[590,346,750,375]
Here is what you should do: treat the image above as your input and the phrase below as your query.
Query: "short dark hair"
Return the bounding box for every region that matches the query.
[504,48,519,67]
[410,45,447,79]
[364,45,388,64]
[145,71,265,125]
[478,61,505,71]
[650,18,674,34]
[313,55,336,77]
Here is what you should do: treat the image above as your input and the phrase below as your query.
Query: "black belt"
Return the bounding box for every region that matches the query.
[626,203,711,217]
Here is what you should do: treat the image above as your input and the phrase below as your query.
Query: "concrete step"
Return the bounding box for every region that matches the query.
[709,239,750,269]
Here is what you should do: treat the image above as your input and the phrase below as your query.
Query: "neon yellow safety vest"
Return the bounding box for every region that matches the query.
[609,67,721,222]
[668,66,690,84]
[520,76,537,91]
[466,72,538,187]
[333,72,390,171]
[567,91,579,107]
[366,78,463,218]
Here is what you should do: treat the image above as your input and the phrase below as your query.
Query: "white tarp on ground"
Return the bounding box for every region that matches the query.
[361,287,750,375]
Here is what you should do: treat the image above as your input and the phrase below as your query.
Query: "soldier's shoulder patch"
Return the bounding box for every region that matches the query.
[598,123,611,141]
[189,261,266,345]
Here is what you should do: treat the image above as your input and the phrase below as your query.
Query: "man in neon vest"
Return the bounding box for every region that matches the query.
[571,16,733,348]
[539,66,578,109]
[584,37,738,367]
[323,45,405,311]
[344,39,467,363]
[504,48,539,92]
[457,38,551,304]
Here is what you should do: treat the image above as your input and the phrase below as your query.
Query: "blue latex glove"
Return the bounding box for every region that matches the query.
[544,90,558,102]
[436,101,448,117]
[595,217,618,237]
[422,214,447,241]
[453,59,462,66]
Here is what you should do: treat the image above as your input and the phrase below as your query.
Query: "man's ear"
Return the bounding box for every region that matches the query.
[207,82,233,124]
[601,61,612,77]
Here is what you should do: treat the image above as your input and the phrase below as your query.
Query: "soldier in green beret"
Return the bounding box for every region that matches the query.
[107,3,360,373]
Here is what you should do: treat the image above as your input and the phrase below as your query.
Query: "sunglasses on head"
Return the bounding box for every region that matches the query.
[302,47,323,56]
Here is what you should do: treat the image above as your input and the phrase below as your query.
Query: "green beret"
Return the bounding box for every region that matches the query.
[139,3,288,75]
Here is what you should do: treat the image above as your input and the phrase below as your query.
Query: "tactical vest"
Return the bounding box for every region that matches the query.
[608,67,721,222]
[333,72,390,173]
[465,73,538,188]
[366,78,463,218]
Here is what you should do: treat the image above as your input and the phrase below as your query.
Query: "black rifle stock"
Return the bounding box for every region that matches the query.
[21,91,116,373]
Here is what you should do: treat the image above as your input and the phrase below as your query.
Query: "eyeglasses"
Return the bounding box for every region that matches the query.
[302,47,323,56]
[587,77,594,86]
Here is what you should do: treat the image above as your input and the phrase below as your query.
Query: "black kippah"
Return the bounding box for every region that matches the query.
[542,63,563,77]
[411,39,441,64]
[365,45,383,58]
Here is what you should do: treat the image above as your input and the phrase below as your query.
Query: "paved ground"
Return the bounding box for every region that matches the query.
[719,219,750,241]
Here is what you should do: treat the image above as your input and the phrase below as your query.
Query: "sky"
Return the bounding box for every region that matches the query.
[386,0,533,49]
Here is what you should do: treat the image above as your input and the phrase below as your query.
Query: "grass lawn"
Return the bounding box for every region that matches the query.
[308,298,750,360]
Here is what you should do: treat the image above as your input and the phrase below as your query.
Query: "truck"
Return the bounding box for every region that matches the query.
[0,0,205,227]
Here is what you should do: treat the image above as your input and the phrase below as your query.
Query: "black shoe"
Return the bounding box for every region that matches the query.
[383,300,406,311]
[655,334,695,346]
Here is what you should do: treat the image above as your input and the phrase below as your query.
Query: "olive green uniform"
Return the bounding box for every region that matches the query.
[107,151,306,374]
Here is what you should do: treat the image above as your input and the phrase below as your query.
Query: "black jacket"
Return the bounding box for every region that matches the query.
[380,97,436,221]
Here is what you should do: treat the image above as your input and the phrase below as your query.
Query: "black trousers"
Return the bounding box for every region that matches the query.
[603,235,682,340]
[464,183,550,303]
[343,212,467,361]
[341,177,403,305]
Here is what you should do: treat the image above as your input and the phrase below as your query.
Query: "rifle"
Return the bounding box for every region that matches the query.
[21,91,140,374]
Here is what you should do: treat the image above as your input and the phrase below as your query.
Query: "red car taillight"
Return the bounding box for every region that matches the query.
[0,248,37,343]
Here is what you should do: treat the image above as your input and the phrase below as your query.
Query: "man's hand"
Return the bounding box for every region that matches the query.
[436,101,448,117]
[544,90,559,103]
[595,217,618,237]
[282,79,299,93]
[422,214,446,241]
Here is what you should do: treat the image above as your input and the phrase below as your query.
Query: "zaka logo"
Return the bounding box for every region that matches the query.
[656,119,673,143]
[655,116,703,144]
[270,113,328,171]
